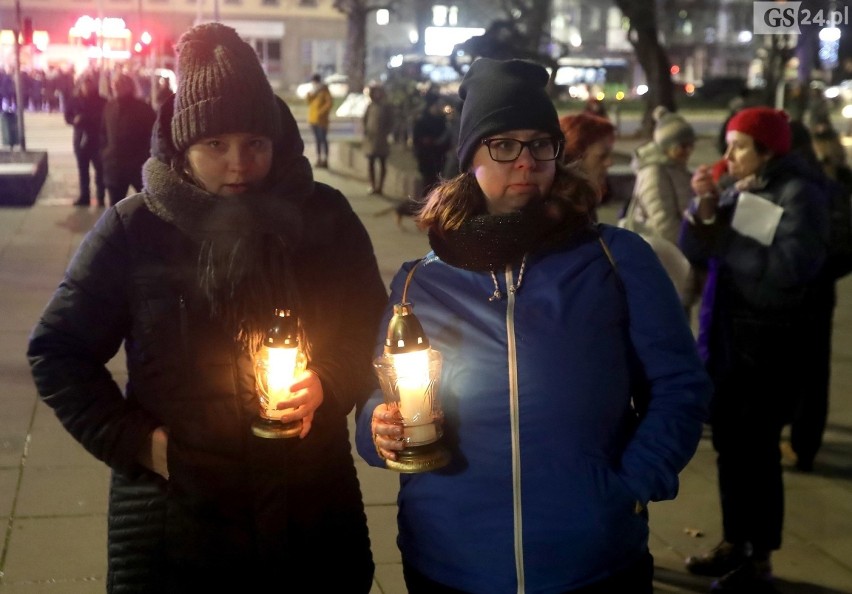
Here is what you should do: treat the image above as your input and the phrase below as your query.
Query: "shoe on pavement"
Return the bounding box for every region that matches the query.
[73,198,90,207]
[710,559,776,593]
[686,541,749,577]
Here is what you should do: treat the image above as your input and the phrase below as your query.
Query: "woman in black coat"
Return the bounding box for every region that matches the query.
[681,107,830,592]
[28,23,386,593]
[64,74,107,206]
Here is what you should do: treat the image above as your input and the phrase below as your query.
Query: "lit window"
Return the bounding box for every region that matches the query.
[432,5,448,27]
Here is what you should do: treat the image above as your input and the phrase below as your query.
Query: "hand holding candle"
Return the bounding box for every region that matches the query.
[252,309,305,439]
[275,369,323,439]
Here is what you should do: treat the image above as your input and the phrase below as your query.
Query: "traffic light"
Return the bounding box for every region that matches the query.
[21,17,33,45]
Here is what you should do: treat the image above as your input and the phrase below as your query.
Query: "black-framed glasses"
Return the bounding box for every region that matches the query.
[481,137,563,162]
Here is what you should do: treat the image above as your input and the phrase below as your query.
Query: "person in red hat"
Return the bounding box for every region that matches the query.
[680,107,832,592]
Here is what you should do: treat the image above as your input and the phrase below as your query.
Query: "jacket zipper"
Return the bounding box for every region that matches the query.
[504,264,525,594]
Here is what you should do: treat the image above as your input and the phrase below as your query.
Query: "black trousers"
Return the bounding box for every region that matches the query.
[106,171,144,206]
[709,317,815,553]
[75,146,104,203]
[790,286,835,467]
[310,124,329,159]
[403,552,654,594]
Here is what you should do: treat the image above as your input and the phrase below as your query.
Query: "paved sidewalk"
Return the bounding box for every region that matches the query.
[0,112,851,593]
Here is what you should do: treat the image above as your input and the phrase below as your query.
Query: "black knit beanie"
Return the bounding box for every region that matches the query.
[171,23,282,152]
[456,58,563,172]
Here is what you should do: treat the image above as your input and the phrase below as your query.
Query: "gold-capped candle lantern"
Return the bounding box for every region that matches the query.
[373,263,449,472]
[252,309,304,439]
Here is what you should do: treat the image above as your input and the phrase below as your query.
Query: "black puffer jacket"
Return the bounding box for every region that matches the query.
[100,95,156,185]
[64,90,107,153]
[28,98,387,593]
[680,152,830,386]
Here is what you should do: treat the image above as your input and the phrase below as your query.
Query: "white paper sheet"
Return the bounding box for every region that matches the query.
[731,191,784,246]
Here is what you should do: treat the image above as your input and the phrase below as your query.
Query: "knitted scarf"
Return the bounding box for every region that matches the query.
[142,156,313,350]
[428,198,594,272]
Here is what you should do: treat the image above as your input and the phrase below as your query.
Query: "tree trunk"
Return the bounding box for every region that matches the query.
[524,0,552,53]
[614,0,674,137]
[344,5,368,95]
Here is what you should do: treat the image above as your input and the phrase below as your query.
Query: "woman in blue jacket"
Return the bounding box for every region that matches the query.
[356,58,711,594]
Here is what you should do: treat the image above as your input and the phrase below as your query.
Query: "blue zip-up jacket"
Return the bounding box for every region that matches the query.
[356,225,711,593]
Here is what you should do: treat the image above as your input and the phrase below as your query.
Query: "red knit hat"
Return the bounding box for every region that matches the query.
[725,107,791,156]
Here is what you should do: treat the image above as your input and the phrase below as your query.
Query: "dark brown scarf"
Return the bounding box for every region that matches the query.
[142,156,312,350]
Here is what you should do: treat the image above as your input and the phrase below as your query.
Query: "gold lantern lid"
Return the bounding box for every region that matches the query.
[384,302,430,355]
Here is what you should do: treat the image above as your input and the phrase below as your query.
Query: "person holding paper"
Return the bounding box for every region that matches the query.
[680,107,831,593]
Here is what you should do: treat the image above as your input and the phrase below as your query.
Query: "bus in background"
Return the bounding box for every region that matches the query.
[553,56,631,102]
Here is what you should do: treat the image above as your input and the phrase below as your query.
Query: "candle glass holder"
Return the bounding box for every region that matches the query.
[374,301,449,473]
[252,309,304,439]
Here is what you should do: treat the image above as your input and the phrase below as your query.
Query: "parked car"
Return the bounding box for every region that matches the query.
[694,76,748,102]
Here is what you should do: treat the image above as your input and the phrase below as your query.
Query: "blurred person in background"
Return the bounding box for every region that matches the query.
[559,112,616,206]
[100,73,156,205]
[682,107,830,593]
[395,92,451,225]
[628,107,696,244]
[624,107,701,310]
[65,75,107,206]
[362,83,395,196]
[778,125,852,473]
[306,73,333,168]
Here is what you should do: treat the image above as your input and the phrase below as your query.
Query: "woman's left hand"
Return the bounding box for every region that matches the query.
[276,370,323,438]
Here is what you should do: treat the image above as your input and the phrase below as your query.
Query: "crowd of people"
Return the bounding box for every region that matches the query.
[23,21,850,594]
[63,67,160,206]
[1,65,75,113]
[0,63,161,115]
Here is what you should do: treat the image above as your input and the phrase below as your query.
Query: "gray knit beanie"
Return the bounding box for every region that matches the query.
[171,23,282,152]
[652,106,695,151]
[456,58,563,172]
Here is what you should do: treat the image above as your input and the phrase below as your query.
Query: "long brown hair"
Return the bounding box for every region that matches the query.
[417,162,598,234]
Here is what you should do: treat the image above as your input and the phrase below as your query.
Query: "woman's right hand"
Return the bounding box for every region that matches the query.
[691,165,717,198]
[139,426,169,480]
[371,404,404,461]
[691,165,720,222]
